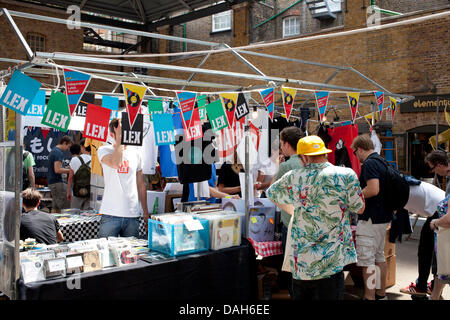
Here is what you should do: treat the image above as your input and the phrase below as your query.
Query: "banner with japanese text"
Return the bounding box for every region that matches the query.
[281,87,296,121]
[63,68,91,115]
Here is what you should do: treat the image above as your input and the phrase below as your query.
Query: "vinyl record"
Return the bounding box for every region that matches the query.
[224,99,235,111]
[284,93,293,105]
[127,91,140,107]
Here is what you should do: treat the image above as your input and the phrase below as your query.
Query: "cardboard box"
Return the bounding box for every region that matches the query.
[385,255,396,288]
[384,227,396,258]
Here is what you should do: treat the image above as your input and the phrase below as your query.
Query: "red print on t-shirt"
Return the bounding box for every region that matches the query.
[117,160,129,174]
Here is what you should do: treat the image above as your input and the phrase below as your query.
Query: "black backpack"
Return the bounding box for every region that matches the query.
[22,151,30,190]
[369,154,410,212]
[73,156,91,198]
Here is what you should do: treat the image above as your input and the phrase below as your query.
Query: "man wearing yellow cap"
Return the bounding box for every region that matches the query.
[266,135,365,300]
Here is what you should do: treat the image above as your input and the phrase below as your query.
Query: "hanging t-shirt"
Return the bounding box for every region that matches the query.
[85,138,104,176]
[140,118,158,175]
[159,144,178,177]
[188,164,218,203]
[327,124,361,177]
[97,145,143,218]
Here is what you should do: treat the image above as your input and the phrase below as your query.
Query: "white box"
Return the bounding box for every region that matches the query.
[147,191,166,214]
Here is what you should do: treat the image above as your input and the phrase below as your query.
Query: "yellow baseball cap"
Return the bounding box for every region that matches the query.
[297,135,332,156]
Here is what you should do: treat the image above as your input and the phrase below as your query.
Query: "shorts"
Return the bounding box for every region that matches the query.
[49,182,70,211]
[355,218,390,267]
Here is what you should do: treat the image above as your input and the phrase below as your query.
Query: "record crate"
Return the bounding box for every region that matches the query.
[148,217,210,257]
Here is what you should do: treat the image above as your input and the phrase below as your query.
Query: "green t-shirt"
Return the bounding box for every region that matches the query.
[23,152,35,171]
[273,154,302,227]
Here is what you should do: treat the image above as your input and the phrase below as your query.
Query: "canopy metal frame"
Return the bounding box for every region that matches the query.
[0,8,416,300]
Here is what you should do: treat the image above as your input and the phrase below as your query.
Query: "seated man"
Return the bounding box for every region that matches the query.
[20,188,64,245]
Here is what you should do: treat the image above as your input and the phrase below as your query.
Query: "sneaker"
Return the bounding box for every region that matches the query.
[399,282,427,296]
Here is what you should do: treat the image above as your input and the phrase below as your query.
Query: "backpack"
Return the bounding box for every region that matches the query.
[22,151,30,190]
[73,156,91,198]
[369,154,410,212]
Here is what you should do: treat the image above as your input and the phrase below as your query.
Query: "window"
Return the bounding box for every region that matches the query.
[212,10,231,32]
[283,16,300,38]
[26,33,45,52]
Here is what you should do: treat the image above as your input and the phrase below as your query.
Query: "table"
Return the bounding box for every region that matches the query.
[58,215,147,242]
[17,241,258,300]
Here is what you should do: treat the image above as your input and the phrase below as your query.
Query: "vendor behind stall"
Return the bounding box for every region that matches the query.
[217,151,244,197]
[20,188,64,245]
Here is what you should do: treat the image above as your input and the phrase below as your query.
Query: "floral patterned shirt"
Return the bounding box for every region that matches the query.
[266,162,364,280]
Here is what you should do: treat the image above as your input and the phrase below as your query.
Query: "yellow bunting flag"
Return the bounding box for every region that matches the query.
[281,87,296,121]
[219,93,239,128]
[347,92,360,123]
[122,82,147,128]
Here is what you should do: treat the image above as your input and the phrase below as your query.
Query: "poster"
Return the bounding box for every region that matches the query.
[281,87,296,121]
[260,88,275,121]
[41,91,71,132]
[153,113,175,146]
[83,104,111,142]
[63,68,91,115]
[121,112,144,146]
[0,70,41,115]
[314,91,329,122]
[205,100,229,132]
[122,83,147,128]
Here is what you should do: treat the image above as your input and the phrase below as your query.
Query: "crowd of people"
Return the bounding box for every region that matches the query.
[18,118,450,301]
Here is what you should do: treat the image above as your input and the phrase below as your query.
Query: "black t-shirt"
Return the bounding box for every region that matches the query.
[20,210,60,245]
[217,163,243,196]
[359,153,393,224]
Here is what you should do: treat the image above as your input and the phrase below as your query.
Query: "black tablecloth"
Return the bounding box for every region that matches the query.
[18,241,258,300]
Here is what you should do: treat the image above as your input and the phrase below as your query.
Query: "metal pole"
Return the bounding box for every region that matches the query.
[2,9,34,60]
[8,10,217,48]
[13,111,22,300]
[222,44,267,77]
[34,52,415,99]
[434,101,440,186]
[181,52,212,90]
[244,114,250,239]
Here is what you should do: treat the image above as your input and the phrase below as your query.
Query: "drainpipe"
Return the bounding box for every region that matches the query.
[182,23,187,52]
[253,0,303,29]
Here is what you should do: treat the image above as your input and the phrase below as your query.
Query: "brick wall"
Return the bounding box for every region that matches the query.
[374,0,449,14]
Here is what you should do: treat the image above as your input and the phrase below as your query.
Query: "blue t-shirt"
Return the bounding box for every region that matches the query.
[188,164,218,203]
[47,147,64,184]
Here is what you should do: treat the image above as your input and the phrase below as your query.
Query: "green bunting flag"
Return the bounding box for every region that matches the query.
[148,99,164,121]
[205,100,229,132]
[41,90,71,131]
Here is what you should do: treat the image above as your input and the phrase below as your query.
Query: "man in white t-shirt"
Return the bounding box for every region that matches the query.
[96,118,149,238]
[67,139,92,210]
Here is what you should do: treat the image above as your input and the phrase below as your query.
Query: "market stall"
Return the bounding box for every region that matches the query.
[0,7,415,300]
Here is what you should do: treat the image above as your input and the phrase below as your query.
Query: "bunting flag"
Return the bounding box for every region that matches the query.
[75,92,95,117]
[121,112,144,146]
[260,88,275,121]
[219,93,239,128]
[364,112,379,131]
[148,99,164,121]
[205,99,229,132]
[63,68,91,116]
[347,92,360,123]
[281,87,296,121]
[153,113,175,145]
[41,90,71,132]
[389,97,398,122]
[0,70,41,115]
[26,89,46,116]
[235,93,250,121]
[374,91,384,119]
[83,103,111,142]
[102,95,119,120]
[176,91,202,141]
[314,91,329,122]
[122,82,147,128]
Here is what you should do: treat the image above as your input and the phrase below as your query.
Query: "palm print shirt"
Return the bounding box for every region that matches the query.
[266,162,364,280]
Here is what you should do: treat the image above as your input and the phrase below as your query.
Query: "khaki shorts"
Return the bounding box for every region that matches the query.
[49,182,70,211]
[71,196,90,210]
[355,219,390,267]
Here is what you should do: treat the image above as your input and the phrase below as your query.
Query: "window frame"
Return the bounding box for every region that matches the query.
[282,16,300,38]
[26,33,46,52]
[212,10,232,33]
